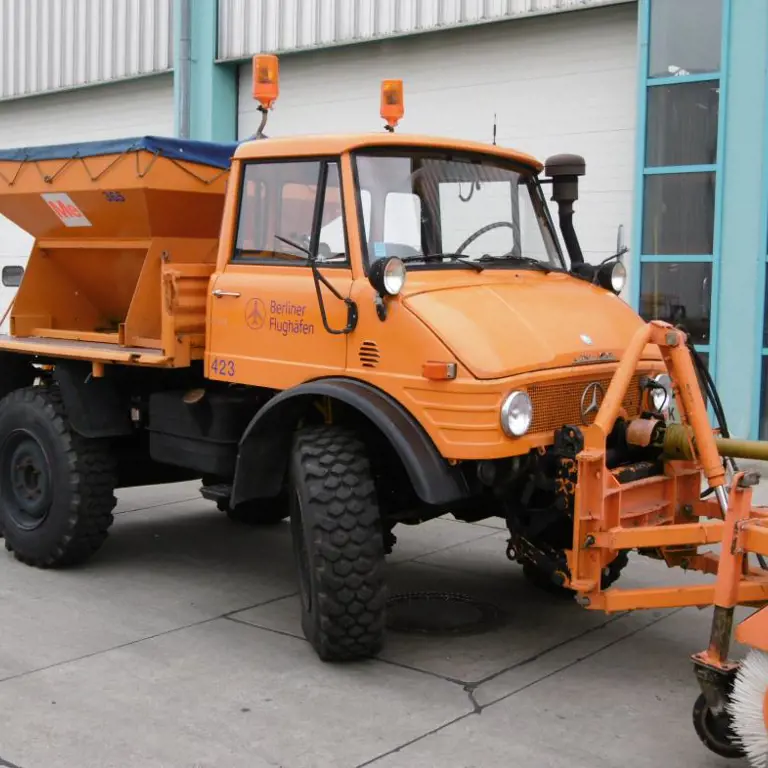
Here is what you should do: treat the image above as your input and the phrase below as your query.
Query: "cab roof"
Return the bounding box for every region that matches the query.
[233,132,544,172]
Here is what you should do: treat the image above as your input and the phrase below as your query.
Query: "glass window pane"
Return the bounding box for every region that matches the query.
[764,277,768,349]
[646,81,719,167]
[316,163,350,262]
[649,0,722,78]
[760,357,768,439]
[639,262,712,345]
[235,160,321,261]
[642,173,715,255]
[384,192,422,249]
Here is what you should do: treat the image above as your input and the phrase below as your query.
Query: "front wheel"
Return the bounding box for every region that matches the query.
[692,693,745,759]
[289,425,386,661]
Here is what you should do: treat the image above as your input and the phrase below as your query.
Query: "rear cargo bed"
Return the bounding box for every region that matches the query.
[0,136,237,367]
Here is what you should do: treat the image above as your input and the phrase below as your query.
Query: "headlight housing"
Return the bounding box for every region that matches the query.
[368,256,406,296]
[597,260,627,294]
[501,391,533,437]
[650,373,672,414]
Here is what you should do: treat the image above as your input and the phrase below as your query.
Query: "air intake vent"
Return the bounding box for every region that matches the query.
[359,341,380,368]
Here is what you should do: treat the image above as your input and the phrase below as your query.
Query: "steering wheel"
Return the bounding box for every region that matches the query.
[455,221,515,255]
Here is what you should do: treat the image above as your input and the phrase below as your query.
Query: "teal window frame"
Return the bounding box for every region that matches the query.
[631,0,729,365]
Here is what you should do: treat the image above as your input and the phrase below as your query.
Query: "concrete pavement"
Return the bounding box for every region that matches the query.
[0,478,763,768]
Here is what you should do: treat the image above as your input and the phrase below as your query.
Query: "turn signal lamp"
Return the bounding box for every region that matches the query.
[380,79,404,130]
[252,54,279,109]
[422,362,458,381]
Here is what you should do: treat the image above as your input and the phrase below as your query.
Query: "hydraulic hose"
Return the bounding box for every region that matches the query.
[677,330,768,571]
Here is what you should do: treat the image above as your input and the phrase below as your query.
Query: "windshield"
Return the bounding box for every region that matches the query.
[353,151,563,269]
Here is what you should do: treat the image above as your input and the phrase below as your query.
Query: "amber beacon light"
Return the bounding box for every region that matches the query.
[252,54,280,109]
[380,79,404,131]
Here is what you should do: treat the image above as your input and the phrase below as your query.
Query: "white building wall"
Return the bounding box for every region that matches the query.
[238,4,638,266]
[0,73,176,300]
[0,73,175,147]
[0,0,173,100]
[219,0,632,59]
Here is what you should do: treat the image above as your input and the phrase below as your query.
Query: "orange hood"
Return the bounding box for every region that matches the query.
[401,272,659,380]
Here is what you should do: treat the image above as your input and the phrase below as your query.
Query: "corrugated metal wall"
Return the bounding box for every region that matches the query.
[0,0,173,101]
[218,0,631,60]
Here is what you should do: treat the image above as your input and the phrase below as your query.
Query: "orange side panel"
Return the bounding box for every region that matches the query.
[736,606,768,652]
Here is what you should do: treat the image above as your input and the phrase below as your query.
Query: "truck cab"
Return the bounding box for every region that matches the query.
[207,133,662,464]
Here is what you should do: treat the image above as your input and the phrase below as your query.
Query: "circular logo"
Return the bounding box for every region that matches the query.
[580,334,594,346]
[580,381,605,425]
[245,297,266,330]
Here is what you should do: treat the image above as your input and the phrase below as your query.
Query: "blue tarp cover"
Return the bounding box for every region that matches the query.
[0,136,240,170]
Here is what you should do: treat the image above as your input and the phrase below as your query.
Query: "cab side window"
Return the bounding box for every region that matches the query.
[233,159,348,265]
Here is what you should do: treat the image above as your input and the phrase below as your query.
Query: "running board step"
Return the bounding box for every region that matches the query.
[200,483,231,504]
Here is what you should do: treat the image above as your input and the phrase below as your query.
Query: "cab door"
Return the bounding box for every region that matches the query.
[207,158,353,390]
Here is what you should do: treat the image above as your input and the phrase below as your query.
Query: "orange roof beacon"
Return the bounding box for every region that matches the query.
[0,54,765,763]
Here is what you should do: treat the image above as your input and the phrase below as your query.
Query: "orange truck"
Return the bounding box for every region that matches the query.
[0,55,766,762]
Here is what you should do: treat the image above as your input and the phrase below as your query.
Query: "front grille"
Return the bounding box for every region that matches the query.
[528,373,643,434]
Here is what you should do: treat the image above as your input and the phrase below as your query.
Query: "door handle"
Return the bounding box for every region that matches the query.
[212,289,241,298]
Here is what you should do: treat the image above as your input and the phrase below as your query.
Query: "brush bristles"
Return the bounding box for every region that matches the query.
[728,650,768,768]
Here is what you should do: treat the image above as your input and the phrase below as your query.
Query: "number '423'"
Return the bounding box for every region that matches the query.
[210,358,235,377]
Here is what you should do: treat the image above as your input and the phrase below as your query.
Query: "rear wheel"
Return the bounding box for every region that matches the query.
[0,387,116,568]
[289,425,386,661]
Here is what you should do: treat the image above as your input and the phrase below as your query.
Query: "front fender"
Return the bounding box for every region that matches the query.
[231,377,469,507]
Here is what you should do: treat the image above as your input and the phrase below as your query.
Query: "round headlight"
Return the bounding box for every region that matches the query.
[650,373,672,413]
[501,391,533,437]
[382,257,406,295]
[597,260,627,295]
[610,261,626,293]
[369,256,406,297]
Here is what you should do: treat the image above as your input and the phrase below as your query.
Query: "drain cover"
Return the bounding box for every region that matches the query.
[385,591,503,636]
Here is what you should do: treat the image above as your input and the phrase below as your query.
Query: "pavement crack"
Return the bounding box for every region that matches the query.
[224,614,304,643]
[476,607,686,711]
[354,709,479,768]
[388,528,501,568]
[221,591,298,618]
[355,607,685,766]
[465,686,482,714]
[0,757,23,768]
[113,496,200,516]
[468,610,630,689]
[0,591,298,686]
[370,655,466,686]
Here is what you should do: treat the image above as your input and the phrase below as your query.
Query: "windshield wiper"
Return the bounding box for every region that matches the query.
[274,234,311,259]
[477,254,559,273]
[400,253,484,272]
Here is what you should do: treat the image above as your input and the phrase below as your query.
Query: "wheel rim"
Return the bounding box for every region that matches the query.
[696,696,742,756]
[0,430,53,530]
[291,489,312,614]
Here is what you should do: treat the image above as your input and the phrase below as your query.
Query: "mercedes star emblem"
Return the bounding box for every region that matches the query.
[580,381,605,425]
